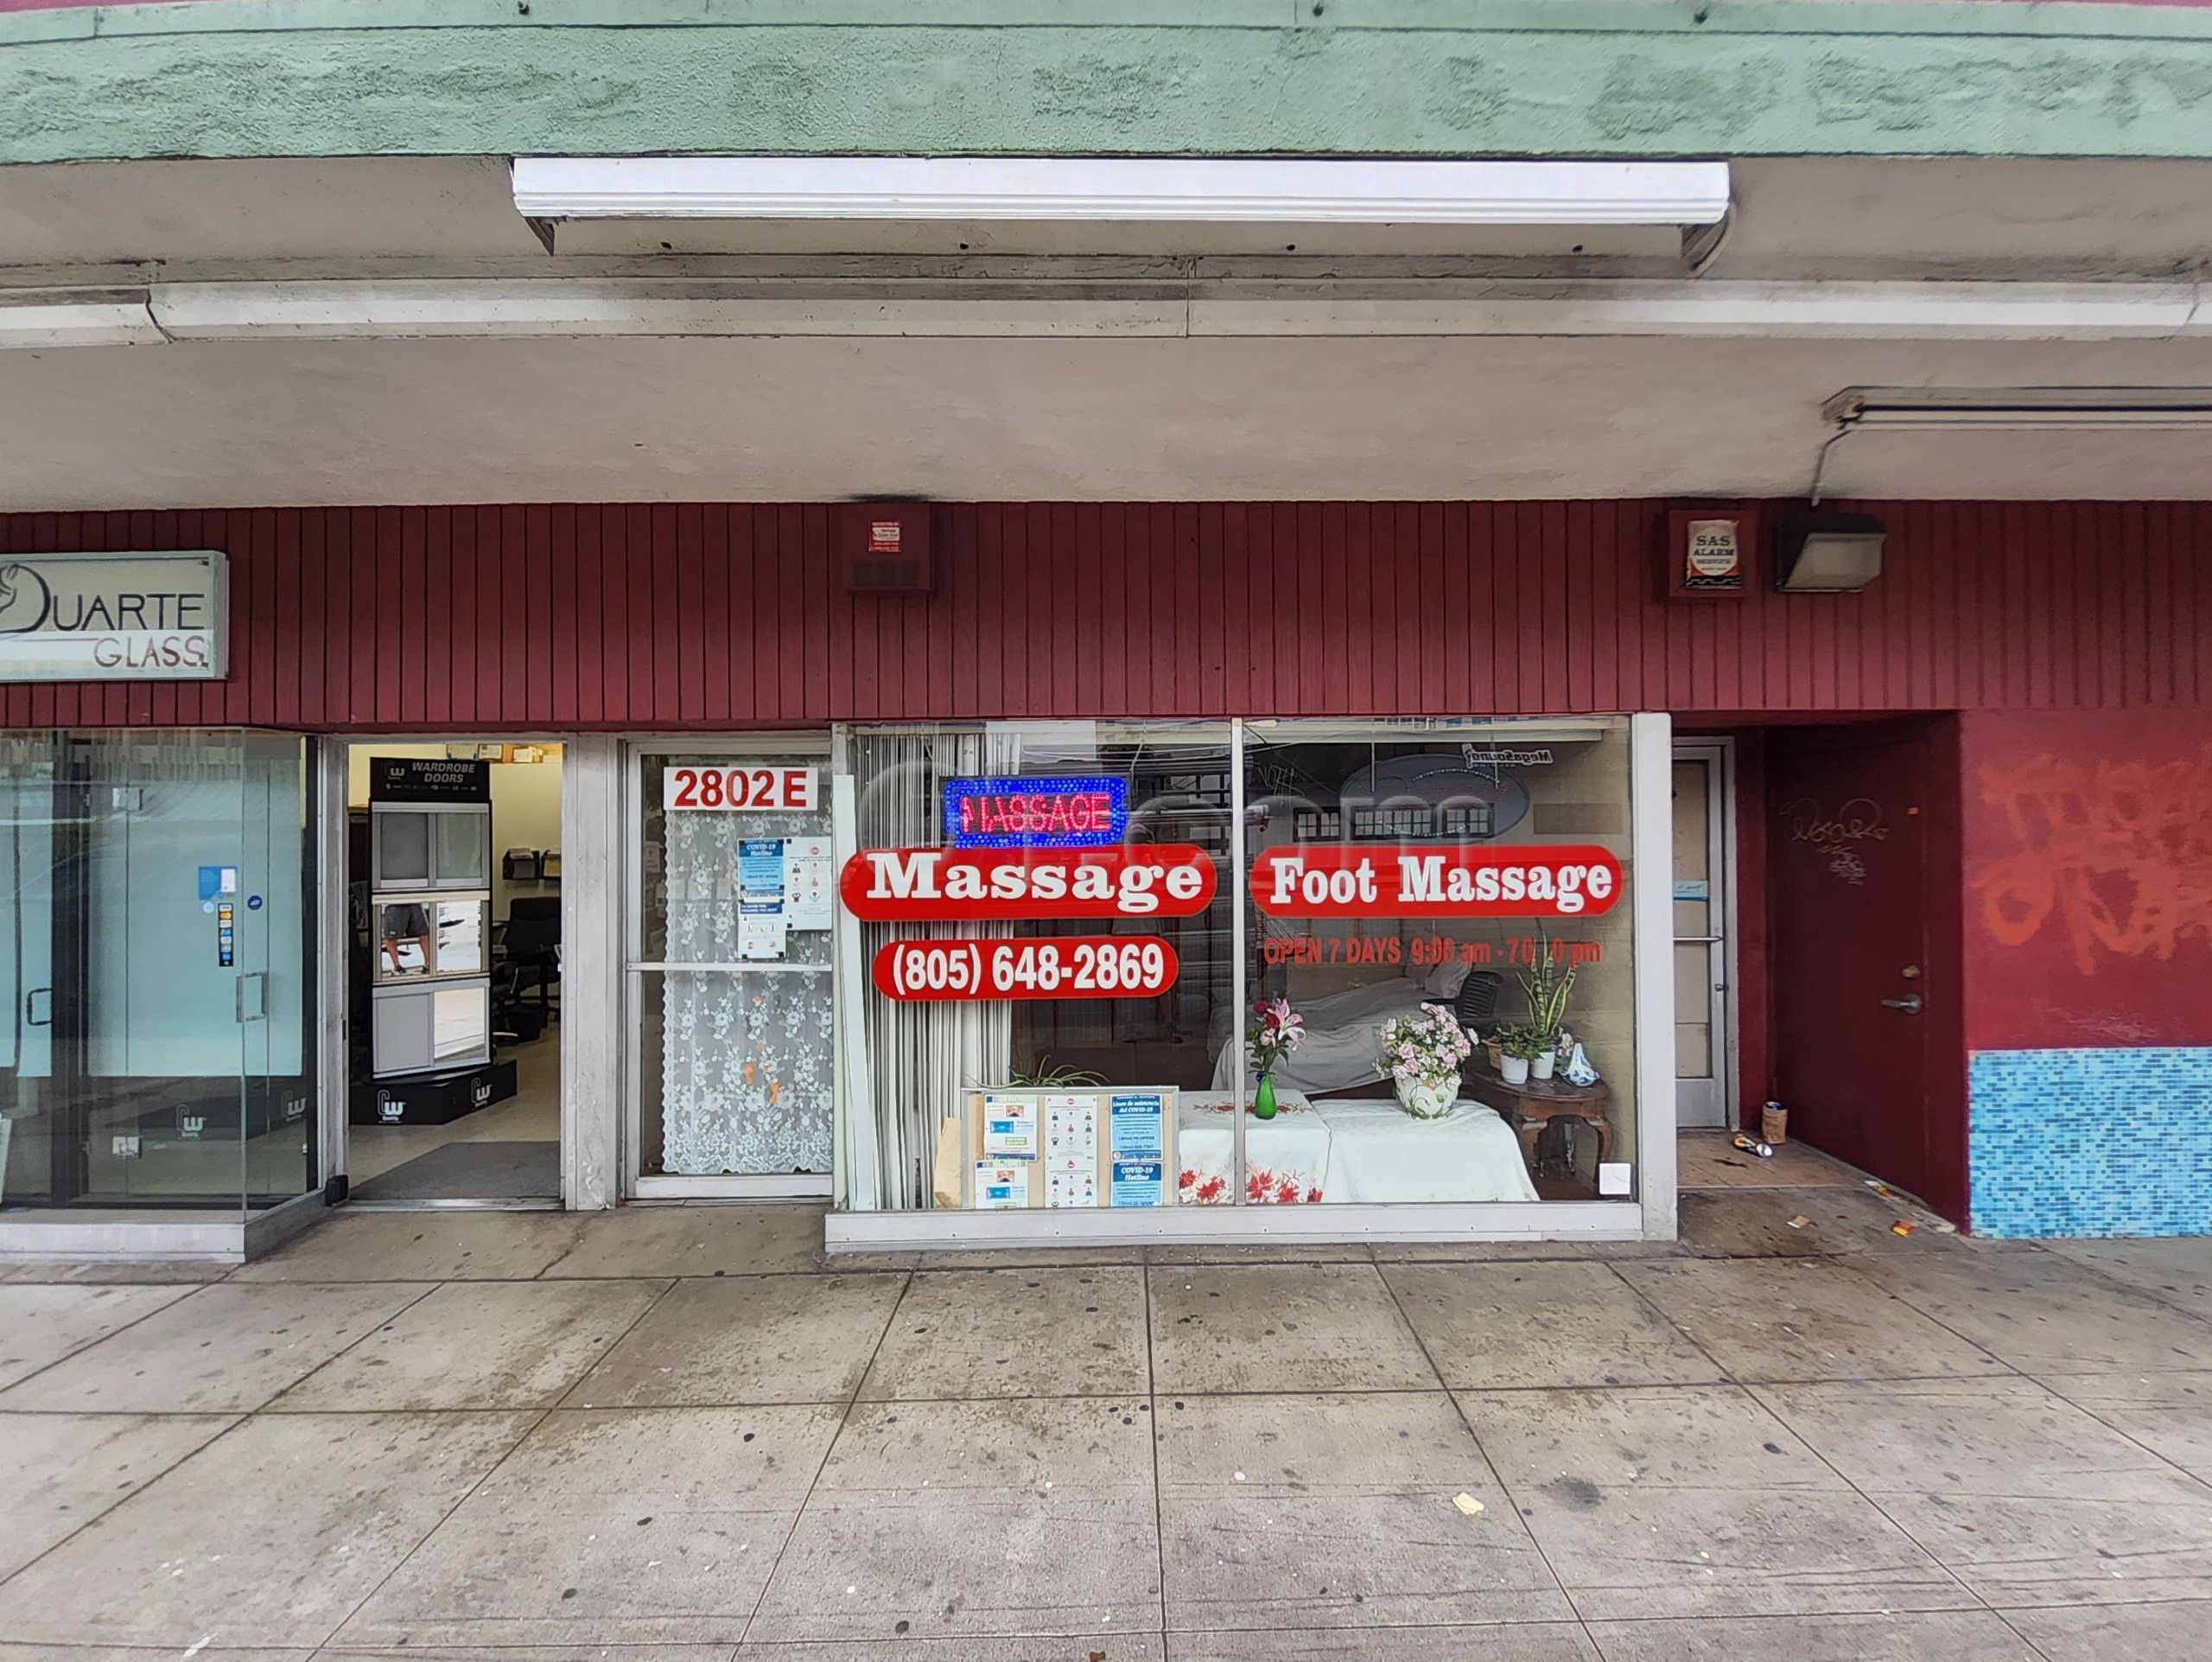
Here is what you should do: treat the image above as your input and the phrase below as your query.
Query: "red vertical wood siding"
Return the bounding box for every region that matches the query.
[3,500,2204,731]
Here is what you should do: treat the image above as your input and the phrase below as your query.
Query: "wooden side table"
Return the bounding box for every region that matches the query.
[1461,1059,1612,1179]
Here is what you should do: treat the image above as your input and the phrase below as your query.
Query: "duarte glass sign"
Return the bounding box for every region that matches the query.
[0,551,227,682]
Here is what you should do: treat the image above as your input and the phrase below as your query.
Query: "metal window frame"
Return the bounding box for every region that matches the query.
[1669,735,1740,1131]
[620,731,836,1202]
[826,711,1679,1250]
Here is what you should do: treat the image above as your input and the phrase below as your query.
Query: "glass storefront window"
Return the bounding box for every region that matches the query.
[838,716,1640,1218]
[1241,719,1636,1204]
[1,729,318,1216]
[844,723,1233,1213]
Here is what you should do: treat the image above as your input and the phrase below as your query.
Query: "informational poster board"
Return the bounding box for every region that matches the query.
[982,1093,1039,1159]
[785,835,834,929]
[1045,1094,1099,1209]
[958,1088,1175,1209]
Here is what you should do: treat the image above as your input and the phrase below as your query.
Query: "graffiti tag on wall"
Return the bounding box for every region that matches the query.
[1974,748,2212,974]
[1777,795,1887,887]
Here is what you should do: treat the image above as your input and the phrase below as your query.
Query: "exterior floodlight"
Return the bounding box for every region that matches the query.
[1777,512,1885,593]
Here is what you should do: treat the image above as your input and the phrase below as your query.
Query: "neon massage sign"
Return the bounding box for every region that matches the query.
[943,774,1128,848]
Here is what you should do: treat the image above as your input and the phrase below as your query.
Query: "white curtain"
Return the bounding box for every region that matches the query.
[852,729,1018,1208]
[659,806,835,1175]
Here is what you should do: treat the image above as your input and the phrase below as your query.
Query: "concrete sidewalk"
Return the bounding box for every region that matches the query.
[3,1179,2212,1659]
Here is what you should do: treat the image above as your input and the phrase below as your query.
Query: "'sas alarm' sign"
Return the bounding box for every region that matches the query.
[1666,507,1753,600]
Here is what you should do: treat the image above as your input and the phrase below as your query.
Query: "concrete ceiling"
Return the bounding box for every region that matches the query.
[5,155,2212,278]
[4,330,2210,511]
[4,152,2209,510]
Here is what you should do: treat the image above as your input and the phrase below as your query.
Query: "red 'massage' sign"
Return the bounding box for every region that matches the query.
[841,845,1217,920]
[1250,844,1623,918]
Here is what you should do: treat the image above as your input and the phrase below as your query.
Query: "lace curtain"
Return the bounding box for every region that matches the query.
[851,729,1018,1208]
[658,804,835,1175]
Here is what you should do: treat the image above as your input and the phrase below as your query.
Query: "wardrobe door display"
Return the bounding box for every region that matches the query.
[638,755,835,1178]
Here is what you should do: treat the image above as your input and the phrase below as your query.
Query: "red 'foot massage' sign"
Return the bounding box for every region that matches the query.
[840,845,1217,920]
[1250,844,1623,918]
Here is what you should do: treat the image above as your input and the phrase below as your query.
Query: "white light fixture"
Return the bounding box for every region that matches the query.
[1825,386,2212,430]
[1808,385,2212,506]
[511,156,1731,226]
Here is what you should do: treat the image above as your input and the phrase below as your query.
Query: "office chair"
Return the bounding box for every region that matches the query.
[499,895,562,1026]
[1455,969,1505,1034]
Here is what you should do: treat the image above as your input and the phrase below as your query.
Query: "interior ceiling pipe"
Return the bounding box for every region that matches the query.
[7,277,2204,350]
[1823,385,2212,429]
[510,156,1733,227]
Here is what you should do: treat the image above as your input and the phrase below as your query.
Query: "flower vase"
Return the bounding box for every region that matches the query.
[1530,1050,1557,1082]
[1254,1073,1278,1120]
[1393,1072,1454,1120]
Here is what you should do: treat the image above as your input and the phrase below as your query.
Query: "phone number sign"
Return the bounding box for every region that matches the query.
[872,936,1179,1001]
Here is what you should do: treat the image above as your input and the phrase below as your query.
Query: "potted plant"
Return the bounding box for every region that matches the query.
[1246,996,1305,1120]
[995,1056,1107,1089]
[1520,927,1578,1084]
[1497,1023,1540,1086]
[1378,1003,1473,1119]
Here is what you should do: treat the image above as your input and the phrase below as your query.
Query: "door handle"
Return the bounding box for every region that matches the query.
[24,986,52,1027]
[235,972,267,1022]
[1880,993,1923,1015]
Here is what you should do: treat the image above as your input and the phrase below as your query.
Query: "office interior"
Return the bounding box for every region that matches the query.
[345,740,563,1205]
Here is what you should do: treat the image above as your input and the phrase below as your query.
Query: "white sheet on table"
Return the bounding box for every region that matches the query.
[1208,977,1433,1093]
[1175,1091,1327,1205]
[1311,1098,1540,1205]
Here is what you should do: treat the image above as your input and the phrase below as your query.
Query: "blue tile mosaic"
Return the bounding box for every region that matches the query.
[1971,1047,2212,1239]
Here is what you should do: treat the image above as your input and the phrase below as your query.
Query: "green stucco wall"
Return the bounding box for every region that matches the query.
[6,0,2212,164]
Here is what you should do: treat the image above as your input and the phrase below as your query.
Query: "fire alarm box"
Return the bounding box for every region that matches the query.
[1665,506,1756,601]
[842,502,935,594]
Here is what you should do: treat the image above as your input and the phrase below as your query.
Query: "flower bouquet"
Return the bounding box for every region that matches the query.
[1246,996,1305,1119]
[1377,1002,1473,1120]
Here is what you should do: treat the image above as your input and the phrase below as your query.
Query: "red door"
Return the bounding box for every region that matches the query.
[1768,729,1936,1199]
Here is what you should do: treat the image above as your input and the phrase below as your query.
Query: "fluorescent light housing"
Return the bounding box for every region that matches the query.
[511,156,1731,226]
[1777,512,1885,593]
[1825,386,2212,430]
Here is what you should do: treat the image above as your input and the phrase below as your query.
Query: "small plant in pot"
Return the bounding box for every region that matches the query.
[1519,926,1578,1084]
[1377,1003,1472,1120]
[1497,1023,1542,1086]
[983,1056,1108,1090]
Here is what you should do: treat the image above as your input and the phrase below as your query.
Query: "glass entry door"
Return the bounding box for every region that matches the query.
[1671,742,1732,1129]
[627,742,836,1196]
[0,729,318,1214]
